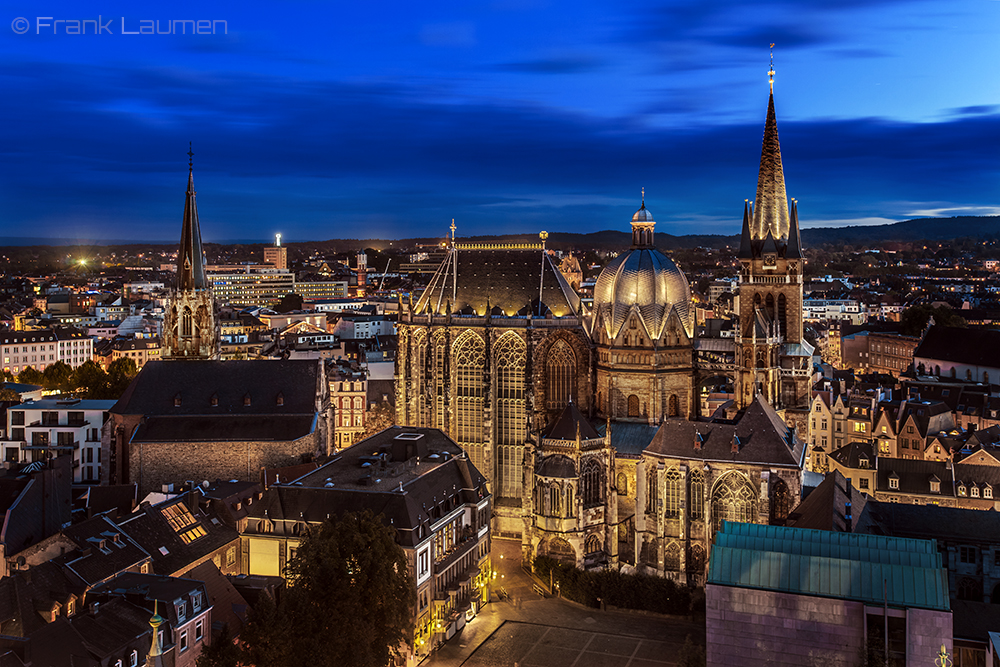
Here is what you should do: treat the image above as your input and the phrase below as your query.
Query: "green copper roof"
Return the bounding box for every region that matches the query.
[708,522,950,611]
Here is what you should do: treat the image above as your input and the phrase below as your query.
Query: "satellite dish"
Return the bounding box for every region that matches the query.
[201,480,210,488]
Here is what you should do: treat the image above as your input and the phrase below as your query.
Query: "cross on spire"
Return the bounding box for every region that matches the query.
[641,187,645,206]
[768,43,775,92]
[187,142,194,170]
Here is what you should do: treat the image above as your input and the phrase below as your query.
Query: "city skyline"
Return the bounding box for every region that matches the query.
[1,0,998,242]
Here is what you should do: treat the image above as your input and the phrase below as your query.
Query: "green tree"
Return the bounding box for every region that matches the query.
[105,357,139,398]
[194,624,241,667]
[72,361,108,399]
[16,367,44,386]
[361,401,395,440]
[899,304,967,337]
[275,292,304,313]
[225,510,415,667]
[42,361,74,393]
[0,387,20,402]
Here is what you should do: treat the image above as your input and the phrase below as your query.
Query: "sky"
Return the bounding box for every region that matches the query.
[0,0,998,243]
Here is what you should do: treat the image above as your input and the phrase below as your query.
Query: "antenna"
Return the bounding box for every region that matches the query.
[275,233,282,247]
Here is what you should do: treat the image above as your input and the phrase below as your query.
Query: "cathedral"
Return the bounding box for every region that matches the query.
[395,76,809,581]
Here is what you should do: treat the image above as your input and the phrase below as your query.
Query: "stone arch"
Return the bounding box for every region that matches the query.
[546,338,577,410]
[627,394,640,417]
[582,458,603,508]
[584,534,603,556]
[769,476,791,525]
[545,537,576,567]
[753,292,762,308]
[687,543,706,575]
[616,472,628,496]
[710,471,759,536]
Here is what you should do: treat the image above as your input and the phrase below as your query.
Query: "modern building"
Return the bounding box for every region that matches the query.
[0,329,60,375]
[54,327,94,369]
[3,398,114,483]
[263,235,288,270]
[241,426,492,665]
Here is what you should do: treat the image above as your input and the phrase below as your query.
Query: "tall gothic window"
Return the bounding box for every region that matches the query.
[688,544,706,575]
[778,294,787,337]
[565,485,574,516]
[495,332,526,500]
[582,458,602,507]
[628,395,640,418]
[549,484,561,516]
[770,476,791,525]
[689,470,705,521]
[409,330,427,426]
[665,541,681,571]
[432,332,448,430]
[454,331,485,472]
[546,339,576,410]
[535,482,546,514]
[181,307,193,338]
[646,467,657,513]
[668,394,680,417]
[664,469,682,519]
[616,472,628,496]
[585,534,603,556]
[765,294,775,321]
[711,472,758,536]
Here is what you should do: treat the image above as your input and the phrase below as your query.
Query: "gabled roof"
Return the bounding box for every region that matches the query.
[914,325,1000,369]
[542,402,600,441]
[644,395,802,466]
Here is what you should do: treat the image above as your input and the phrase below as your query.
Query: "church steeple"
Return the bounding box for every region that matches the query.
[750,87,790,244]
[630,189,655,248]
[178,144,207,291]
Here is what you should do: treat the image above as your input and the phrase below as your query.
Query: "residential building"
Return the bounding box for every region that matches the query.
[54,327,94,369]
[329,362,367,450]
[0,329,59,375]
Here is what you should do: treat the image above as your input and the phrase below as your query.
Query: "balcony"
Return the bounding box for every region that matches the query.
[433,533,478,575]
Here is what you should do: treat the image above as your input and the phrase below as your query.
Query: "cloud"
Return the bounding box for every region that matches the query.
[494,54,603,74]
[1,58,999,239]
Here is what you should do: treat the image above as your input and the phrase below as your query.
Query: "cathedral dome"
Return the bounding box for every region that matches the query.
[592,201,693,340]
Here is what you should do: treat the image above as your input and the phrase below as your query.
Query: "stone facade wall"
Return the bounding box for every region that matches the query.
[130,432,318,496]
[905,607,953,665]
[706,585,865,667]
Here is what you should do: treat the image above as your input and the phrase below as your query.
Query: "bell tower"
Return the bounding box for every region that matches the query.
[163,146,219,360]
[735,63,809,409]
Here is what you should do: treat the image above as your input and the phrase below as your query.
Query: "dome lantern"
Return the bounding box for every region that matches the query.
[631,188,655,248]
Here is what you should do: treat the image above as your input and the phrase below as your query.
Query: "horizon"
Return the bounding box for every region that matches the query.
[1,0,998,242]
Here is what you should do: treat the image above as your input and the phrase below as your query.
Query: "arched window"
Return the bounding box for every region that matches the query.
[547,537,575,567]
[495,332,527,500]
[958,578,980,601]
[646,467,658,513]
[550,484,561,516]
[951,367,957,379]
[565,485,574,516]
[778,293,787,337]
[409,330,427,425]
[765,294,775,320]
[585,534,602,556]
[687,544,706,575]
[582,458,603,507]
[454,331,485,472]
[546,340,576,410]
[181,307,193,338]
[935,365,941,376]
[433,332,448,430]
[986,371,991,384]
[665,541,681,571]
[711,472,758,536]
[770,476,791,525]
[535,482,546,514]
[616,472,628,496]
[664,469,682,519]
[689,470,705,521]
[753,293,762,308]
[669,394,680,417]
[627,395,640,418]
[967,369,973,381]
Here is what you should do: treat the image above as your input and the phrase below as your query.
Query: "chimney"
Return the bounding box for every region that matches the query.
[694,432,704,451]
[731,434,741,453]
[89,601,99,616]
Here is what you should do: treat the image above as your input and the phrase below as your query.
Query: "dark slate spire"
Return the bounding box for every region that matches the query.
[738,199,754,259]
[761,229,778,256]
[786,199,803,259]
[750,88,790,244]
[178,144,207,290]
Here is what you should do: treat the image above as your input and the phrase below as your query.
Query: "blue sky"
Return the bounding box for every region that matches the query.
[0,0,998,242]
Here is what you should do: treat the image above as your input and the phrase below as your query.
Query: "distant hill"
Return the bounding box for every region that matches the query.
[800,216,1000,247]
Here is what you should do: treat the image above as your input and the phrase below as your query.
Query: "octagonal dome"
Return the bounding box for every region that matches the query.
[593,250,692,342]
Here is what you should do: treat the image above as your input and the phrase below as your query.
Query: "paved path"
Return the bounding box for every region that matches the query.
[424,539,704,667]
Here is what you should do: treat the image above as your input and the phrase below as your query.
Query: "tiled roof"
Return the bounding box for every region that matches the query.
[596,421,658,457]
[542,402,600,441]
[61,516,150,587]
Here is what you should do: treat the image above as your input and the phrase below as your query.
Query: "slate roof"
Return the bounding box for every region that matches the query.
[914,325,1000,368]
[118,494,238,577]
[644,395,802,467]
[246,427,489,548]
[111,359,321,417]
[596,421,658,458]
[90,572,208,628]
[131,414,316,443]
[542,402,600,441]
[60,516,150,587]
[536,455,576,479]
[829,441,875,470]
[66,597,151,663]
[415,248,581,318]
[867,500,1000,544]
[786,471,870,533]
[184,561,248,637]
[80,484,138,518]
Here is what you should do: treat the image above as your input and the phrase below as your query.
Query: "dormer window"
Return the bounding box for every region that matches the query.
[243,393,251,406]
[174,393,182,407]
[959,484,967,497]
[972,485,980,498]
[859,456,869,469]
[210,394,218,407]
[889,475,899,490]
[176,599,187,622]
[276,392,284,406]
[986,485,994,499]
[930,478,941,494]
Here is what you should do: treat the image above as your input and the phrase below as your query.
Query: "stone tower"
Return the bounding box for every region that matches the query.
[735,76,811,409]
[163,154,219,360]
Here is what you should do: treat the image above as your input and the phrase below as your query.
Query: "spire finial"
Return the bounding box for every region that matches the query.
[768,43,775,92]
[450,218,456,241]
[641,187,645,207]
[187,142,194,170]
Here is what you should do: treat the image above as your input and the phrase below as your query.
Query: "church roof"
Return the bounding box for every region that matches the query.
[536,455,576,479]
[593,247,692,339]
[414,247,580,318]
[645,395,802,467]
[752,90,790,244]
[111,359,321,417]
[542,401,600,441]
[914,325,1000,369]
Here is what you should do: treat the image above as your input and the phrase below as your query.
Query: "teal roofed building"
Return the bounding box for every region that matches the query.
[707,521,952,667]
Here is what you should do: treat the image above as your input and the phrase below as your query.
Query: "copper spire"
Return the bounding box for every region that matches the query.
[177,145,208,290]
[750,73,790,245]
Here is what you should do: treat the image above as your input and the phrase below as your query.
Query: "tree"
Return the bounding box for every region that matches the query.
[194,624,241,667]
[219,510,415,667]
[899,304,967,337]
[72,361,108,399]
[16,367,43,386]
[0,387,20,402]
[105,357,138,398]
[275,292,304,313]
[42,361,74,393]
[361,400,395,440]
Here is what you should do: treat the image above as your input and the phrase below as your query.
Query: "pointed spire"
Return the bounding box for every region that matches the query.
[145,601,166,666]
[178,144,208,291]
[738,199,754,259]
[786,198,803,259]
[751,77,790,245]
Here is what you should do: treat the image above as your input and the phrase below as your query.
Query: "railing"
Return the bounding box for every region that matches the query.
[433,534,478,575]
